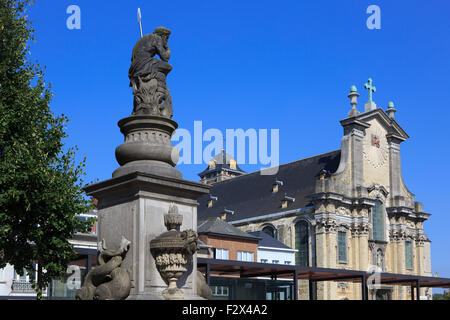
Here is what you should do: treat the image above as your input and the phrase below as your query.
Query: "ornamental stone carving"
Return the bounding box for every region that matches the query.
[316,218,337,233]
[113,26,182,179]
[76,236,132,300]
[337,282,349,290]
[369,240,387,272]
[350,222,369,237]
[389,229,406,242]
[129,26,173,118]
[415,234,428,247]
[150,204,200,299]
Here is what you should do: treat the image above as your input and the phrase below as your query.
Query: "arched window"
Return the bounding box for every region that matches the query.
[372,201,384,241]
[295,220,309,266]
[262,225,277,239]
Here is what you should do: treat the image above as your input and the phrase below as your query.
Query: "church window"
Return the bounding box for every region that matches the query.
[338,231,347,263]
[405,241,413,269]
[262,225,277,238]
[372,201,385,241]
[295,220,309,266]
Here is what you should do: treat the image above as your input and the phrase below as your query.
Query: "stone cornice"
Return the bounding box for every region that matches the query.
[314,212,369,236]
[84,171,211,209]
[386,207,431,222]
[345,108,409,141]
[308,192,377,208]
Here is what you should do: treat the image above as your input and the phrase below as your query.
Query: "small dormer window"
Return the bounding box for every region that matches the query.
[221,208,234,220]
[230,159,237,170]
[208,195,218,208]
[273,179,283,193]
[282,194,295,208]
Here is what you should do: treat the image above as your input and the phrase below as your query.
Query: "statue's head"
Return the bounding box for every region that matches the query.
[154,26,171,43]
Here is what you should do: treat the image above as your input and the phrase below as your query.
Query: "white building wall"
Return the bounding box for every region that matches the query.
[0,263,40,299]
[0,264,14,296]
[257,247,296,265]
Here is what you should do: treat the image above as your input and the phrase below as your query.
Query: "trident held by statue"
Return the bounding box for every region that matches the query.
[137,8,143,38]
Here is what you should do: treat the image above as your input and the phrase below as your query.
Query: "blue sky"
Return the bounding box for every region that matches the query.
[26,0,450,282]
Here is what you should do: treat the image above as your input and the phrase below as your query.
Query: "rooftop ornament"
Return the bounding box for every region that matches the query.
[364,78,377,112]
[386,101,397,120]
[347,85,360,117]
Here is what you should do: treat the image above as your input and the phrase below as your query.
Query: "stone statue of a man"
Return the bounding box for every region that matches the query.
[128,26,173,117]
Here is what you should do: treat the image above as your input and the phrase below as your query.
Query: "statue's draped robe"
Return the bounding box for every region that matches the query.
[128,34,172,86]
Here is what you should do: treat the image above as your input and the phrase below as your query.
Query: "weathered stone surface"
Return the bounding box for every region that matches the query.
[113,115,181,179]
[196,271,212,299]
[150,204,200,300]
[84,172,210,300]
[129,26,173,118]
[76,236,132,300]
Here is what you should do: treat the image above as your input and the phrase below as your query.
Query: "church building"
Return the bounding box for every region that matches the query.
[197,80,432,300]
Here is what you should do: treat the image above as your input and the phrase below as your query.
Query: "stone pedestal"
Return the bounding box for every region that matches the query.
[81,26,212,299]
[364,101,377,112]
[84,171,210,299]
[113,115,182,180]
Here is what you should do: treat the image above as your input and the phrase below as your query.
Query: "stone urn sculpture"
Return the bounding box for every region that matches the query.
[150,204,199,299]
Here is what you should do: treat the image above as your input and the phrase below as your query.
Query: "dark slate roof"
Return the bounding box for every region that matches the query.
[198,217,260,240]
[198,150,341,222]
[248,231,294,250]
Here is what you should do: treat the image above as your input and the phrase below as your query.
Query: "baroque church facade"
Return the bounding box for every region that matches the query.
[197,82,432,300]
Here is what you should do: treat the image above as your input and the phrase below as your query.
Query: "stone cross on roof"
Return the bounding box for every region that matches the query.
[364,78,376,103]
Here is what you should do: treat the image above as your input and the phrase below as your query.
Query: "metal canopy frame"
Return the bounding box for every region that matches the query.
[197,257,450,300]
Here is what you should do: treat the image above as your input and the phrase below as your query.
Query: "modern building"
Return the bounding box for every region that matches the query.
[248,231,297,265]
[0,210,98,300]
[198,217,260,262]
[197,85,433,300]
[197,217,298,300]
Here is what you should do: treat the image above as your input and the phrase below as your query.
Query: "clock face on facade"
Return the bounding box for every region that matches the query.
[363,128,388,169]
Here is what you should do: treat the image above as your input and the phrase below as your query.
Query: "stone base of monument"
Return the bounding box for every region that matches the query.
[84,172,210,300]
[126,293,205,300]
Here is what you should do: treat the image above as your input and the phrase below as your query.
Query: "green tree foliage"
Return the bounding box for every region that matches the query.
[433,291,450,300]
[0,0,94,299]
